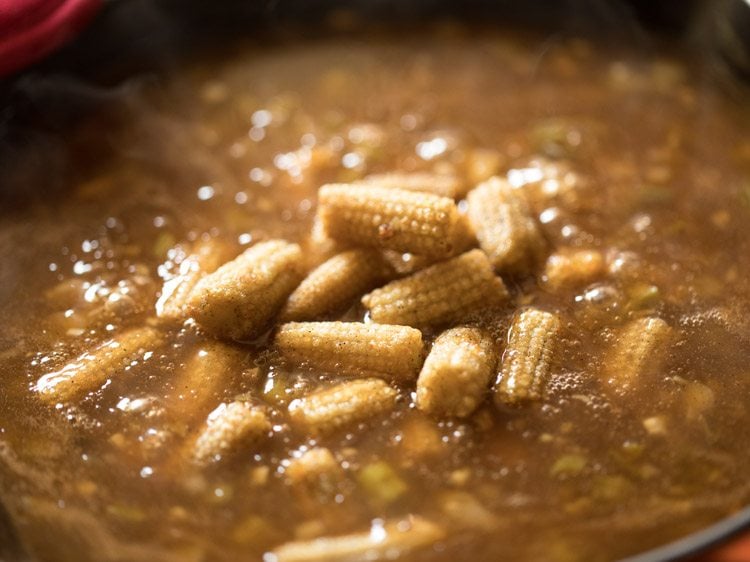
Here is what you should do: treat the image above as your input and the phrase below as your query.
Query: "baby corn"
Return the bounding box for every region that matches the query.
[191,401,271,466]
[494,309,562,408]
[36,326,164,404]
[167,340,248,426]
[280,250,391,322]
[156,238,232,321]
[274,322,424,381]
[304,214,349,269]
[605,317,672,393]
[467,176,545,273]
[361,172,464,199]
[288,379,397,436]
[318,183,465,258]
[187,240,305,340]
[362,249,509,328]
[416,327,497,418]
[266,516,445,562]
[543,248,604,290]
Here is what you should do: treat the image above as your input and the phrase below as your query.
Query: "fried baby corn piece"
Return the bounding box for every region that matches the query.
[361,172,464,199]
[187,240,305,340]
[288,379,398,436]
[266,516,444,562]
[605,317,672,394]
[156,238,231,320]
[35,326,164,404]
[275,322,424,381]
[467,176,545,273]
[304,214,349,269]
[280,250,391,322]
[318,183,465,258]
[416,327,497,418]
[156,238,231,321]
[543,248,605,290]
[494,309,562,408]
[362,249,509,329]
[191,401,271,466]
[167,341,248,427]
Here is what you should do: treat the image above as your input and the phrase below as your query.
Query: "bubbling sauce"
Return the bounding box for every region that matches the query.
[1,27,750,562]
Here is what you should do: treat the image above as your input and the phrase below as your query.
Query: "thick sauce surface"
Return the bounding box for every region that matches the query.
[2,28,750,562]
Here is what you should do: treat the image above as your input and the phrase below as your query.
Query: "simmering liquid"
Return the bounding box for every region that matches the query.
[1,26,750,562]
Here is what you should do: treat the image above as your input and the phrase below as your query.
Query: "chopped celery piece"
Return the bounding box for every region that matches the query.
[550,454,587,478]
[682,381,715,420]
[643,416,668,436]
[637,185,673,205]
[439,491,498,530]
[529,119,581,159]
[626,282,660,310]
[639,464,660,480]
[106,503,146,522]
[591,475,632,502]
[356,461,407,505]
[262,372,289,407]
[621,441,644,459]
[153,231,176,259]
[207,484,234,504]
[739,179,750,210]
[232,515,281,548]
[564,497,593,515]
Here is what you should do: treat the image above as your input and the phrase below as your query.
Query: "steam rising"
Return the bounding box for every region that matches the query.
[2,0,745,208]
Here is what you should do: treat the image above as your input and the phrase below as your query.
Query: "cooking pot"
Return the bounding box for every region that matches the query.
[0,1,749,560]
